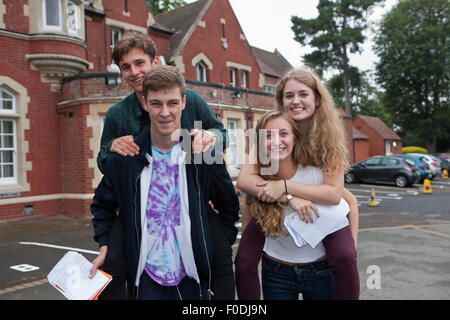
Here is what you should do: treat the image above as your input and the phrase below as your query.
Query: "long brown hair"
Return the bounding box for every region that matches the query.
[247,110,303,237]
[276,66,349,175]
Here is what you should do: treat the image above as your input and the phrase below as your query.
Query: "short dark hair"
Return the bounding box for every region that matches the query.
[111,32,157,65]
[142,65,186,99]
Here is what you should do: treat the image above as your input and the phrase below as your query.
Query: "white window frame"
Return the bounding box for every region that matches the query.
[110,28,122,63]
[43,0,62,31]
[196,62,207,82]
[67,1,80,35]
[0,88,17,185]
[1,88,15,114]
[230,68,236,87]
[263,85,275,94]
[226,119,238,170]
[0,119,17,184]
[241,70,247,89]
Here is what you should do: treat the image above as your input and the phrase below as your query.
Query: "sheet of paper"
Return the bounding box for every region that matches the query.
[47,251,112,300]
[284,198,350,248]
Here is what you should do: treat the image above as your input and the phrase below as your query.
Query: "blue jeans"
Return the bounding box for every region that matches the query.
[262,255,334,300]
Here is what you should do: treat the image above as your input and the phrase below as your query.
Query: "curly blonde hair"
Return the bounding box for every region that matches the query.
[247,110,303,237]
[248,68,349,237]
[275,66,349,175]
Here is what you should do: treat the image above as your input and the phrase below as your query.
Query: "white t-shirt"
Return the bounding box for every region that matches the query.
[263,165,328,264]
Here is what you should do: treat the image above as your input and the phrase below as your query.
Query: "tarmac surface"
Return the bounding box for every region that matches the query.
[1,179,450,300]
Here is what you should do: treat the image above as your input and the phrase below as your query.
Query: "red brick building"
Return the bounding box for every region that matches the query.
[0,0,292,220]
[353,114,402,160]
[0,0,398,221]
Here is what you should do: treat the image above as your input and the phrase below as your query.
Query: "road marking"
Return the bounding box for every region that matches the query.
[347,188,401,195]
[0,278,48,296]
[10,264,39,272]
[410,225,450,239]
[353,184,410,190]
[19,242,99,255]
[355,194,400,200]
[431,181,450,185]
[360,223,450,239]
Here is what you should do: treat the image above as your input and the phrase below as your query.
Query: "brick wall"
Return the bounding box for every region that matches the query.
[62,75,132,101]
[180,0,263,90]
[354,139,369,163]
[0,201,62,221]
[149,30,171,59]
[59,104,94,193]
[186,82,275,110]
[29,40,86,59]
[353,117,385,156]
[340,114,354,164]
[3,0,29,33]
[85,14,108,72]
[103,0,150,27]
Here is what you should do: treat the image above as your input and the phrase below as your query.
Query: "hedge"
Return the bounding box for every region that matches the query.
[402,146,428,154]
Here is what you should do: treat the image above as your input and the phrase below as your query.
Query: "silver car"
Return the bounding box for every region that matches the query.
[407,153,441,178]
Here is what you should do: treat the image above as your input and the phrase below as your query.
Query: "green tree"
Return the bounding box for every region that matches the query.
[291,0,382,116]
[147,0,187,15]
[328,68,392,127]
[374,0,450,152]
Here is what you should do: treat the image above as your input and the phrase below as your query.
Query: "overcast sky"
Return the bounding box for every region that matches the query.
[184,0,399,78]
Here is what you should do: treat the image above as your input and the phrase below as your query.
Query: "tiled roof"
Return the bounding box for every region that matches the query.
[154,0,211,60]
[336,107,352,119]
[357,115,401,140]
[352,127,369,140]
[153,0,292,81]
[250,46,292,78]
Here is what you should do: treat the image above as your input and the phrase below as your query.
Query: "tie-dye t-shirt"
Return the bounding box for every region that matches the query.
[144,143,186,286]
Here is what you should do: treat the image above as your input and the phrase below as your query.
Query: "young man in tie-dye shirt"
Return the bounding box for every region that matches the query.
[90,65,239,299]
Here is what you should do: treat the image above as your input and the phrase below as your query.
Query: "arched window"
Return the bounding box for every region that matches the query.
[0,78,30,193]
[196,61,207,82]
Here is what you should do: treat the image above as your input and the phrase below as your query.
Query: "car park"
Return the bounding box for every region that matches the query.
[434,153,450,172]
[407,154,441,178]
[388,154,432,183]
[441,158,450,172]
[345,155,420,187]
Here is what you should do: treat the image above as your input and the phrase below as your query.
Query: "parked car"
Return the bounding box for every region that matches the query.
[387,154,432,183]
[440,158,450,172]
[406,153,441,178]
[345,155,420,187]
[433,153,450,172]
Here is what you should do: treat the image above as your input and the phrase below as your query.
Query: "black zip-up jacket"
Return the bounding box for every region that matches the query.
[91,126,239,298]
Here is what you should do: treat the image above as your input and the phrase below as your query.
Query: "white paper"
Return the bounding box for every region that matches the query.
[284,198,350,248]
[47,251,112,300]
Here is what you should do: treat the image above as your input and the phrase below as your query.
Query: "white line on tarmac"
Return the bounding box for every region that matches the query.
[19,242,99,255]
[355,194,401,200]
[352,184,405,190]
[430,181,450,185]
[431,181,450,187]
[346,188,399,194]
